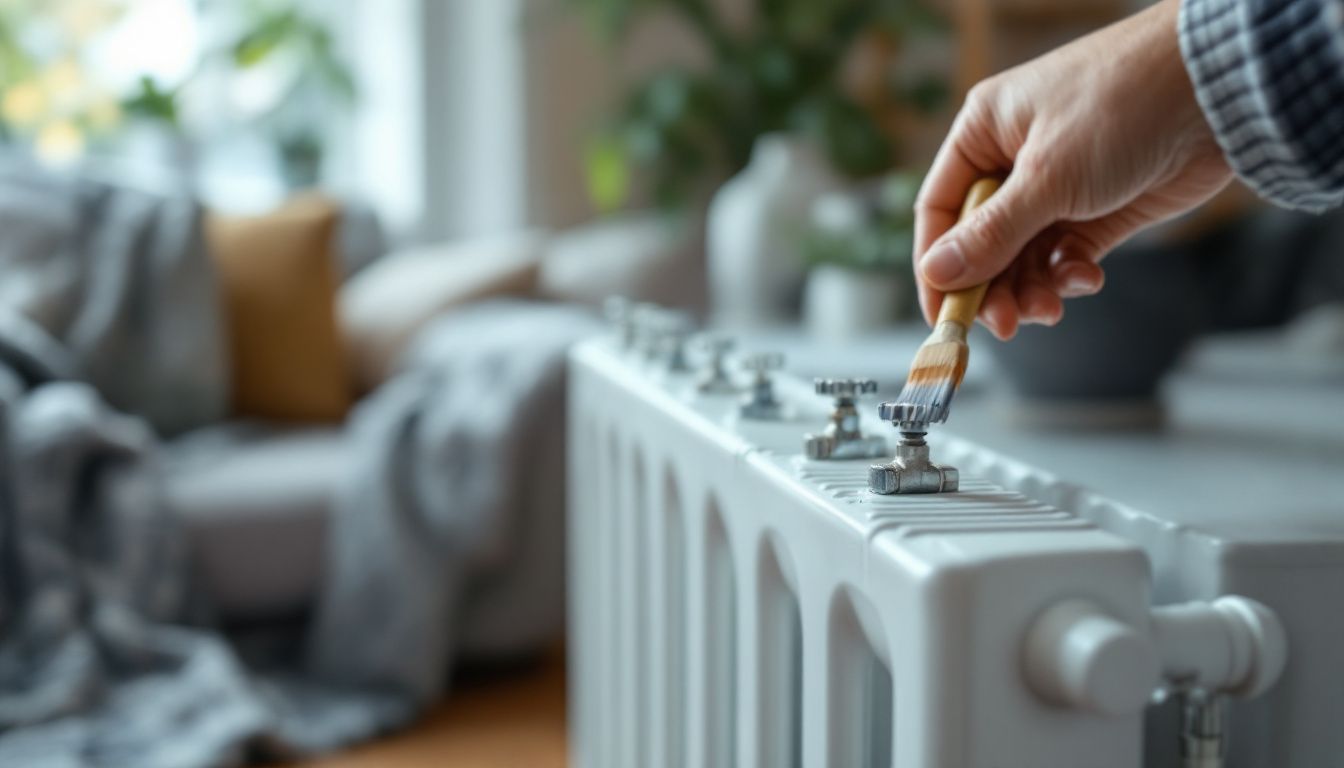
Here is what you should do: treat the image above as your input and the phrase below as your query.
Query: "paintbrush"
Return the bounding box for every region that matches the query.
[891,177,1003,426]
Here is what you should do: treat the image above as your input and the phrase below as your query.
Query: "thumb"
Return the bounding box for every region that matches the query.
[919,173,1060,291]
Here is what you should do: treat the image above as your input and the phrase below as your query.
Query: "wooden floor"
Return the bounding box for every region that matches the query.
[287,649,568,768]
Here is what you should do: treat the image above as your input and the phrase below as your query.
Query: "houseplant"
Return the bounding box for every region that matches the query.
[0,1,354,190]
[570,0,947,326]
[801,171,919,338]
[573,0,947,209]
[216,1,357,188]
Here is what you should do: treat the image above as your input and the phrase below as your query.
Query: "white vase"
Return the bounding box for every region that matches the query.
[803,264,906,341]
[707,134,843,328]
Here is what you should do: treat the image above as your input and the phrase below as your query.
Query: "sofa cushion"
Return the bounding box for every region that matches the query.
[206,195,351,423]
[165,428,345,620]
[537,212,703,309]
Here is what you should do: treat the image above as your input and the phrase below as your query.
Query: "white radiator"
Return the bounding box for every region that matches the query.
[567,328,1338,768]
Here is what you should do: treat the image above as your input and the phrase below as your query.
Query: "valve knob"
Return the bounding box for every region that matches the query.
[877,401,937,430]
[741,352,784,376]
[604,296,635,348]
[698,334,735,357]
[1025,599,1161,717]
[738,352,785,420]
[805,377,886,460]
[695,335,737,394]
[630,303,664,357]
[651,310,694,371]
[815,378,877,399]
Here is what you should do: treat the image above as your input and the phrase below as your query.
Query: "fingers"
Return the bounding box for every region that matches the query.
[914,96,1013,326]
[1012,232,1064,325]
[920,169,1059,292]
[1050,253,1105,298]
[979,268,1021,340]
[1042,207,1157,298]
[963,209,1151,337]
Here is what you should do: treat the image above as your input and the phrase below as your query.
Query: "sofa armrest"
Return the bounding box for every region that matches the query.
[338,231,547,392]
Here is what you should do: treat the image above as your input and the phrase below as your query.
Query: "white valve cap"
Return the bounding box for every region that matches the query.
[1025,599,1160,716]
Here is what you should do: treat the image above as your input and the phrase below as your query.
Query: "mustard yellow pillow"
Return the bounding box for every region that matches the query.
[206,196,351,423]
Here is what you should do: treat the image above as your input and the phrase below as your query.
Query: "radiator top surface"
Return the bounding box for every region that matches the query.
[728,328,1344,548]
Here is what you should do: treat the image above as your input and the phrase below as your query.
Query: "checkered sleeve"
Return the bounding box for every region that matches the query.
[1179,0,1344,212]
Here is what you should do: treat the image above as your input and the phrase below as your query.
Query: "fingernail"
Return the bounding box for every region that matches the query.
[922,241,967,285]
[1057,272,1100,298]
[1052,263,1101,298]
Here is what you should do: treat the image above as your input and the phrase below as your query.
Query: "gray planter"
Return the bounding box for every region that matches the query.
[982,239,1206,425]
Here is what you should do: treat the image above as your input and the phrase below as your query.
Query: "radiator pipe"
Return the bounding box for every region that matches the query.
[1180,691,1224,768]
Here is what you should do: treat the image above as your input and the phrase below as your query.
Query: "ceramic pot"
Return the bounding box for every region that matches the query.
[983,240,1207,428]
[803,265,906,341]
[707,134,842,328]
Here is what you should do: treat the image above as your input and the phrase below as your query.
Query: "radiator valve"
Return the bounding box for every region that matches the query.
[868,403,959,493]
[631,303,666,360]
[696,335,738,394]
[805,379,888,460]
[631,306,694,370]
[654,311,694,373]
[604,296,636,349]
[739,352,785,420]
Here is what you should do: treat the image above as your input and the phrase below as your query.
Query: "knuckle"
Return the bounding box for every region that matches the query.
[1014,150,1054,187]
[1013,149,1074,213]
[1014,148,1045,176]
[912,189,940,216]
[964,78,999,111]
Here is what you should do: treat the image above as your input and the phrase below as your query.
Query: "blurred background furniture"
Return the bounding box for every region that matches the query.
[3,0,1344,765]
[165,202,695,639]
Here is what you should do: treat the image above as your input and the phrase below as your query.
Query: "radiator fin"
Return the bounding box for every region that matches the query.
[759,538,803,768]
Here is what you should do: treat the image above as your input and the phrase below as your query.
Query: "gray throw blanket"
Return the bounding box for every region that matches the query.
[0,161,228,436]
[0,162,596,766]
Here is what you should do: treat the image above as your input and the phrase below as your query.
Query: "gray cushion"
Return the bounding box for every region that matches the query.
[164,428,344,620]
[164,413,569,659]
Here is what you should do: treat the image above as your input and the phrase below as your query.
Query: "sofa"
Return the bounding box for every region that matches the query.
[163,205,704,662]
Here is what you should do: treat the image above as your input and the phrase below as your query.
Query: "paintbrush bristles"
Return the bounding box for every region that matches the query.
[893,323,971,425]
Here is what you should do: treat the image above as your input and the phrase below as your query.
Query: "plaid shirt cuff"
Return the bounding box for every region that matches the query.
[1180,0,1344,212]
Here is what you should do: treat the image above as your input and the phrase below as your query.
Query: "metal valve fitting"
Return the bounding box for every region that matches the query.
[876,401,937,434]
[654,311,695,373]
[739,352,785,420]
[696,335,738,394]
[804,379,888,460]
[630,303,666,360]
[630,305,694,371]
[868,433,960,494]
[868,402,959,493]
[603,296,636,349]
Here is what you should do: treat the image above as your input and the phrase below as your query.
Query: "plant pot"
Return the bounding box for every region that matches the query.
[707,134,843,328]
[983,239,1207,429]
[803,265,906,341]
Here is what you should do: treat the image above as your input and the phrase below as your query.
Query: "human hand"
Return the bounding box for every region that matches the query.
[914,0,1233,339]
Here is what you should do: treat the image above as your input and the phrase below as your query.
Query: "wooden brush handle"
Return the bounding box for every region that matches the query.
[936,177,1003,329]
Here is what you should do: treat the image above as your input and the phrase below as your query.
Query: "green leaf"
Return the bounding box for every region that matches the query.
[122,76,179,125]
[231,9,299,67]
[585,134,631,211]
[815,95,892,178]
[896,72,949,113]
[315,55,357,103]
